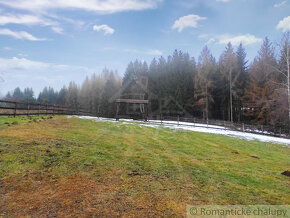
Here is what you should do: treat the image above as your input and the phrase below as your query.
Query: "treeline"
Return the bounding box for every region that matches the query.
[5,69,122,117]
[4,32,290,128]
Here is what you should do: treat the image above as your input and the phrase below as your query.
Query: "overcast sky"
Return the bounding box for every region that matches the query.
[0,0,289,95]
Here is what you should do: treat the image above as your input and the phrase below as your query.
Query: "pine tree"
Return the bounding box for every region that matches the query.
[235,43,249,122]
[57,86,67,105]
[219,43,238,122]
[23,87,35,103]
[90,73,105,115]
[243,37,277,125]
[79,76,92,112]
[66,82,79,111]
[12,87,24,101]
[194,46,216,120]
[101,71,122,117]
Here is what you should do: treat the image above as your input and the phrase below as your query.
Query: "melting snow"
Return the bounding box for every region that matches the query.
[70,116,290,146]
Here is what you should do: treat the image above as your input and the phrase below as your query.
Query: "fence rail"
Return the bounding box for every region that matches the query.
[1,99,289,139]
[148,115,290,139]
[0,100,94,117]
[114,114,289,139]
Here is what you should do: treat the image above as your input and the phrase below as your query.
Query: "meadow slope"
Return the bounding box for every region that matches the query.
[0,116,289,217]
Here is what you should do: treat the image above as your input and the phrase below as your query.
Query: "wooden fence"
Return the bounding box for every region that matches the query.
[114,114,289,139]
[1,99,289,139]
[0,100,93,117]
[150,115,290,139]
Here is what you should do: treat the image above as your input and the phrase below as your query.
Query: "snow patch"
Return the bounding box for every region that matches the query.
[70,116,290,146]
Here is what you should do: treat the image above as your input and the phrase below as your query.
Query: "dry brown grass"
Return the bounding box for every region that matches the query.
[0,171,184,217]
[0,116,289,217]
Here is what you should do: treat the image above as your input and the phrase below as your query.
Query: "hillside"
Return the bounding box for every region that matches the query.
[0,116,289,217]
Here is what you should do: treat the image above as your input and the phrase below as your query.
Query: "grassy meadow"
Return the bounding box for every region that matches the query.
[0,116,289,217]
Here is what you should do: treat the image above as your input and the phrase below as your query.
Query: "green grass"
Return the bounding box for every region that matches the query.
[0,116,289,216]
[0,115,52,129]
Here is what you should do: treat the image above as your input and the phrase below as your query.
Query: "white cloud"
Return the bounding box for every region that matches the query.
[103,47,162,56]
[146,49,163,56]
[51,26,64,34]
[0,13,64,34]
[172,14,207,32]
[93,24,115,35]
[17,53,28,57]
[0,57,98,94]
[46,14,85,29]
[216,0,231,2]
[206,38,216,44]
[274,1,287,7]
[0,0,162,14]
[198,34,209,39]
[202,34,262,46]
[0,14,55,26]
[0,57,89,72]
[277,16,290,32]
[0,28,46,41]
[123,48,162,56]
[2,46,13,50]
[216,34,262,46]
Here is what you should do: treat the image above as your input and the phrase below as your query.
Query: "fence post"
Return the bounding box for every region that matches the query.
[27,102,29,116]
[115,103,119,121]
[14,102,17,117]
[46,104,48,115]
[280,128,282,137]
[38,104,40,115]
[242,123,245,132]
[261,125,264,134]
[177,115,179,126]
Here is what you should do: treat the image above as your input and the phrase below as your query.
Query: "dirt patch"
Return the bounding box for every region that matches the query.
[128,170,141,177]
[0,172,184,217]
[3,122,10,126]
[250,155,259,159]
[232,151,239,154]
[20,140,40,146]
[0,118,72,142]
[281,170,290,177]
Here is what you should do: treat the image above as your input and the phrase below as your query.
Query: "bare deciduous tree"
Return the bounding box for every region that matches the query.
[272,32,290,129]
